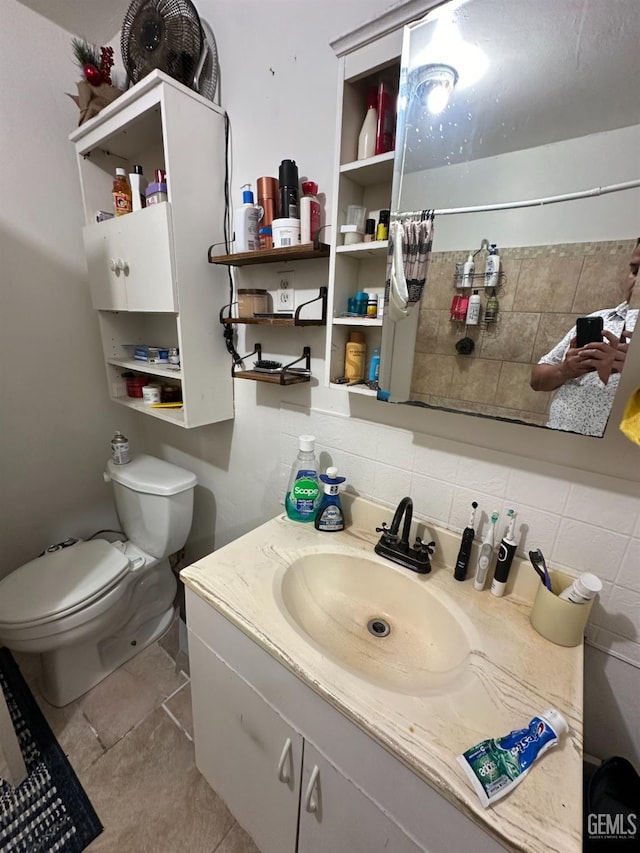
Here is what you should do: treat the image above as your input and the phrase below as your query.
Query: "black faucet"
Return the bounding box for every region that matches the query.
[374,496,435,574]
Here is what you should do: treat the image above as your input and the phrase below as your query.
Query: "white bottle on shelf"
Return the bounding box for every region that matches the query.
[357,88,378,160]
[462,253,475,287]
[484,244,500,288]
[233,184,260,253]
[466,290,481,325]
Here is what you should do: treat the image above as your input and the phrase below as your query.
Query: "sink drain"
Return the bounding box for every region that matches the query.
[367,618,391,638]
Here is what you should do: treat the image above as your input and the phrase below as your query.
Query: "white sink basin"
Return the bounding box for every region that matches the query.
[276,552,477,694]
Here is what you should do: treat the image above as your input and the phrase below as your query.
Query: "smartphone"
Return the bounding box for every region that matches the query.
[576,316,604,348]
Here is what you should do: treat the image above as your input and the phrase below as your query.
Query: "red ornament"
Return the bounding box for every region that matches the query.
[83,63,102,85]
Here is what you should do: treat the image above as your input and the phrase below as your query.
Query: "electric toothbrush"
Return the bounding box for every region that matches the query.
[490,509,518,597]
[454,501,478,581]
[473,511,499,591]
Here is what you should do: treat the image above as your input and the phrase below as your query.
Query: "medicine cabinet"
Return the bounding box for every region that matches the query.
[70,70,233,428]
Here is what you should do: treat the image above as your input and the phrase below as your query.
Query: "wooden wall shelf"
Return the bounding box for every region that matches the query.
[220,287,327,327]
[209,244,330,267]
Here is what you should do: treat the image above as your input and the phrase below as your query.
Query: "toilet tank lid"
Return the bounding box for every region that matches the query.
[107,454,197,496]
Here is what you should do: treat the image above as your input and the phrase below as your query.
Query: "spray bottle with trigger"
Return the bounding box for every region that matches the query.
[490,509,518,597]
[473,511,499,591]
[454,501,478,581]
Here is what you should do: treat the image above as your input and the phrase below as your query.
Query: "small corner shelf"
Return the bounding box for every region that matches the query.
[209,244,330,267]
[233,344,312,386]
[220,287,327,327]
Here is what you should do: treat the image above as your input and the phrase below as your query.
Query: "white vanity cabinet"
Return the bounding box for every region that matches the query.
[186,589,506,853]
[189,625,422,853]
[70,70,233,427]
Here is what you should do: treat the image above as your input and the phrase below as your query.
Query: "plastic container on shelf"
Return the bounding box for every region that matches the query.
[340,225,364,246]
[123,373,148,398]
[145,181,168,206]
[272,218,301,248]
[237,289,270,317]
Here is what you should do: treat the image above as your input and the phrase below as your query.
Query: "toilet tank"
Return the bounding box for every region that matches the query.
[106,455,198,559]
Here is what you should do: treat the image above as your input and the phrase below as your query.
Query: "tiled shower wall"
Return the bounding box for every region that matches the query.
[278,402,640,670]
[411,239,635,423]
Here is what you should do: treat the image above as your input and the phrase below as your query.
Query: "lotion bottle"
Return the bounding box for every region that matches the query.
[234,184,260,253]
[128,164,146,212]
[474,511,499,591]
[466,290,481,325]
[344,331,366,381]
[300,180,321,244]
[358,88,378,160]
[462,253,475,287]
[484,244,500,288]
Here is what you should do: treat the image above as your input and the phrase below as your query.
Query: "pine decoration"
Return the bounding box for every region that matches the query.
[71,38,102,85]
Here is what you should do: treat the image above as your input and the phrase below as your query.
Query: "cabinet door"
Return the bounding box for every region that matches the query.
[116,202,176,311]
[189,633,302,853]
[83,216,128,310]
[82,204,176,312]
[299,742,423,853]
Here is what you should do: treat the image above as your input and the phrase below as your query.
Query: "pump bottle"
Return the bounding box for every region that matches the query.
[490,509,518,597]
[315,467,346,532]
[234,184,260,253]
[462,253,475,287]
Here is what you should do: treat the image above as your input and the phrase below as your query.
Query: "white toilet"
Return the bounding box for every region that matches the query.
[0,454,197,707]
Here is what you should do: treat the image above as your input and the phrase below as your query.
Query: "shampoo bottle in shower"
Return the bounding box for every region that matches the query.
[484,244,500,288]
[466,290,481,325]
[462,253,475,287]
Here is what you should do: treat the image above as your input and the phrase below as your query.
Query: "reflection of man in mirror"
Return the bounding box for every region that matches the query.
[530,239,639,436]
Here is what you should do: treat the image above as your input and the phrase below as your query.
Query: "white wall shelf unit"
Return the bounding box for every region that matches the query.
[326,32,402,392]
[70,70,234,428]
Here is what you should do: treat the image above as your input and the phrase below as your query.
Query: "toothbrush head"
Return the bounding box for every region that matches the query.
[491,511,499,524]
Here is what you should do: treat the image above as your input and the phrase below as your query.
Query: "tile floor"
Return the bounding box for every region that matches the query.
[13,620,260,853]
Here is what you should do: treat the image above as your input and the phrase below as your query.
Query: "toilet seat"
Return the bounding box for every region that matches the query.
[0,540,130,629]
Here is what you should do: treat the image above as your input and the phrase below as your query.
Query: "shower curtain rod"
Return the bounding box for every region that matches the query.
[392,178,640,219]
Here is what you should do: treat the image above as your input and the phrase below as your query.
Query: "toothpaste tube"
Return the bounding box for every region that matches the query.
[457,708,568,808]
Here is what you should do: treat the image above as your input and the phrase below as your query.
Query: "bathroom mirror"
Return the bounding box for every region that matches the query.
[380,0,640,438]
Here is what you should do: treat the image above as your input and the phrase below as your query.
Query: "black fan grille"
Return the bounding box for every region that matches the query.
[122,0,203,88]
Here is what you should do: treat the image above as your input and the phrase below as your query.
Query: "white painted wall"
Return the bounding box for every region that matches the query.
[398,125,640,250]
[3,0,639,770]
[0,0,143,571]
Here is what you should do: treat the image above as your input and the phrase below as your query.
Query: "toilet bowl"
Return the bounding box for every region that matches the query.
[0,454,197,707]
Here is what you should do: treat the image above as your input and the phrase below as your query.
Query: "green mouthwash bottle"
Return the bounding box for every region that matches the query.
[285,435,320,522]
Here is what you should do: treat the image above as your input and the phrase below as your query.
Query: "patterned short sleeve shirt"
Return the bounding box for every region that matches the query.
[538,304,637,436]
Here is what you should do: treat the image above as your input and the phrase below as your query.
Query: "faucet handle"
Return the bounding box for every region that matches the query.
[375,522,391,534]
[415,537,436,555]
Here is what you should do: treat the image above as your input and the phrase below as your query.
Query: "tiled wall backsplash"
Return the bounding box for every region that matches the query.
[411,239,635,423]
[279,403,640,669]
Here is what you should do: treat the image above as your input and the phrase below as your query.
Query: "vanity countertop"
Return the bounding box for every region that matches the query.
[181,497,583,853]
